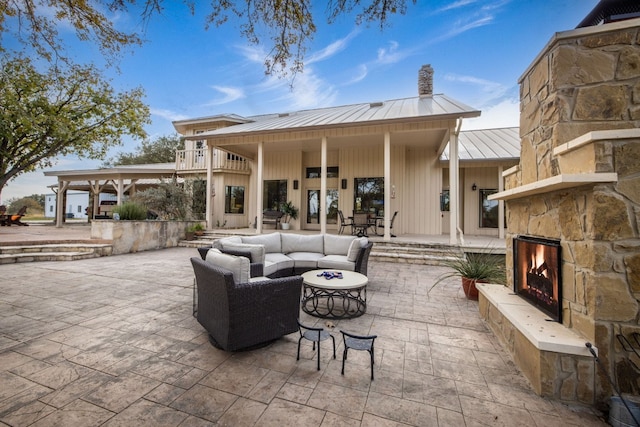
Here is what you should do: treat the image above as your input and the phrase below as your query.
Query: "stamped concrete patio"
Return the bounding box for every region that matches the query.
[0,246,607,426]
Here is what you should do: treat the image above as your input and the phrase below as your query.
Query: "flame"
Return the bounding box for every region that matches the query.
[528,246,548,278]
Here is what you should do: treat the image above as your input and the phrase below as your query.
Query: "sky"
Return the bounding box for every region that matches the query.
[1,0,600,202]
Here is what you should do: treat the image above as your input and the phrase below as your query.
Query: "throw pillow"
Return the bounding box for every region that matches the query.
[205,248,250,283]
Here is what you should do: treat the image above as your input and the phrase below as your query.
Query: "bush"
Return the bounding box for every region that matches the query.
[113,202,148,220]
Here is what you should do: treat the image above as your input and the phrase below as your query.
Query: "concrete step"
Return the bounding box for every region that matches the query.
[178,234,464,266]
[0,251,105,264]
[0,243,113,264]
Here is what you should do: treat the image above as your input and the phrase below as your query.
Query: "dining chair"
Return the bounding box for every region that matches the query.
[340,330,377,380]
[297,321,336,371]
[338,210,353,235]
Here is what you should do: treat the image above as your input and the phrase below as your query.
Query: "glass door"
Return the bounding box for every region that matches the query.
[306,189,339,229]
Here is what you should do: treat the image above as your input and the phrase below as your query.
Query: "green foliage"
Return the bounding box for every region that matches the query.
[187,223,205,232]
[7,195,44,213]
[0,54,149,197]
[132,178,192,220]
[0,1,413,77]
[113,202,148,220]
[105,134,184,167]
[429,249,506,294]
[280,201,299,223]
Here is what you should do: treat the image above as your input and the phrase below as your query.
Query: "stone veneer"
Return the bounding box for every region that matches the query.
[481,18,640,407]
[91,220,200,254]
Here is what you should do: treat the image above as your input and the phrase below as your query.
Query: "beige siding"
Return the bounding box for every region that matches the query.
[263,151,303,229]
[404,147,442,234]
[221,174,250,228]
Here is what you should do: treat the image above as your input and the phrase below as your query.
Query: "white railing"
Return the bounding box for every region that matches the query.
[175,149,250,173]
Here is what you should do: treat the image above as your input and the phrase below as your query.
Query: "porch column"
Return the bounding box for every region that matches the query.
[206,146,213,229]
[116,178,124,205]
[383,132,391,241]
[256,141,264,234]
[449,122,460,245]
[55,179,69,227]
[320,137,327,234]
[498,165,505,239]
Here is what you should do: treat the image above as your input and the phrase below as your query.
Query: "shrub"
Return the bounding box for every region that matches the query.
[113,202,148,220]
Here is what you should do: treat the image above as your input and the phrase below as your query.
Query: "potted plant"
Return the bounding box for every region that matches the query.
[429,250,505,300]
[280,201,299,230]
[186,223,205,240]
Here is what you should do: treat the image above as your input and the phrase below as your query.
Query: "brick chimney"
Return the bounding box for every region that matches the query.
[418,64,433,96]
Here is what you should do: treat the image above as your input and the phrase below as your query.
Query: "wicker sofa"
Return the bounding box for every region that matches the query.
[191,255,302,351]
[211,232,373,278]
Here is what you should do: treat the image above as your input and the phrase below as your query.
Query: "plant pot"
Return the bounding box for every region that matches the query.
[185,231,195,241]
[281,223,291,230]
[461,277,487,300]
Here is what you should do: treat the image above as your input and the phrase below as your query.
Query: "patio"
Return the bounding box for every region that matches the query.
[0,244,608,426]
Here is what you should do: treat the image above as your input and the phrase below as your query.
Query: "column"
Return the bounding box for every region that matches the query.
[256,142,264,234]
[206,146,214,229]
[449,122,460,245]
[320,137,327,234]
[384,132,391,241]
[498,165,505,239]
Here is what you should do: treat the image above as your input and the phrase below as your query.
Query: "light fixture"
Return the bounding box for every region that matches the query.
[341,179,347,189]
[293,180,299,190]
[472,183,477,191]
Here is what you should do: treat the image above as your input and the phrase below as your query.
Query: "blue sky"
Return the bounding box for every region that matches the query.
[2,0,599,202]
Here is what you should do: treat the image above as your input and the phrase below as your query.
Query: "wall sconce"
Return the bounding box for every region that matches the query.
[472,183,477,191]
[293,180,299,190]
[341,179,347,190]
[391,185,396,199]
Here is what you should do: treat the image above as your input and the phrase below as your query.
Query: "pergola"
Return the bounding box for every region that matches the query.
[44,164,176,227]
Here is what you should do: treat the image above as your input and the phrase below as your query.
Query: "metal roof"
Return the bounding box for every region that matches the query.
[441,127,520,162]
[190,95,480,138]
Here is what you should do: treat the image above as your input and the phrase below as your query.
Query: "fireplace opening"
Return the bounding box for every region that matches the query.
[513,235,562,322]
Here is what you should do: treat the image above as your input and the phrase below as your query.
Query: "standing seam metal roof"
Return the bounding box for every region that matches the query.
[193,94,480,137]
[441,127,520,161]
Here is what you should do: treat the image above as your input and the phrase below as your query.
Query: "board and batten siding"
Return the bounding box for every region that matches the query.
[463,167,501,237]
[404,147,442,235]
[220,173,251,229]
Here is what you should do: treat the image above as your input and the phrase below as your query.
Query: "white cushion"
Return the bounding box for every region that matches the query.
[318,255,355,271]
[347,237,368,262]
[241,232,282,253]
[281,233,324,254]
[248,276,271,283]
[212,236,241,250]
[205,248,250,283]
[264,253,295,276]
[287,252,324,268]
[323,234,355,255]
[221,242,266,265]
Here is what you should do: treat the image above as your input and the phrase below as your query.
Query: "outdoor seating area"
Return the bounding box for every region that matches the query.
[0,205,28,226]
[0,245,606,426]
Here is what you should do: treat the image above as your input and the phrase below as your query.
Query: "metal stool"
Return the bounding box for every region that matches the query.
[340,330,377,380]
[297,321,336,371]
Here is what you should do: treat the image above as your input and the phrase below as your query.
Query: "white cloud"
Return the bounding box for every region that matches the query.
[203,86,245,106]
[150,108,188,122]
[444,73,510,105]
[345,64,368,85]
[277,68,337,110]
[461,98,520,130]
[435,0,480,13]
[376,41,405,65]
[307,29,360,65]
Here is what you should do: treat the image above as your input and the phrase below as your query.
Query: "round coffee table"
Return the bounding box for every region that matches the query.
[301,270,368,319]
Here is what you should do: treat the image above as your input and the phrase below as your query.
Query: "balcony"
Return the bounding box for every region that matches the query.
[175,149,251,174]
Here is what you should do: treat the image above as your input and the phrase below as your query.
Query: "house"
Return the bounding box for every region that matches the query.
[44,65,519,242]
[44,192,117,219]
[172,65,519,243]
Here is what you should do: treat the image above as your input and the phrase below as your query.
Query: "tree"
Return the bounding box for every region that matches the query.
[104,134,184,167]
[133,178,192,220]
[0,0,414,76]
[0,54,150,199]
[6,195,43,214]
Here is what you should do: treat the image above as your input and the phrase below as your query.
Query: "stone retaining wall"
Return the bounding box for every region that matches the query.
[91,220,201,255]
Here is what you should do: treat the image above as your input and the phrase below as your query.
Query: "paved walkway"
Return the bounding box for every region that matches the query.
[0,247,607,426]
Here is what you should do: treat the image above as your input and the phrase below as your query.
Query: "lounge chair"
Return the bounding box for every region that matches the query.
[6,206,28,226]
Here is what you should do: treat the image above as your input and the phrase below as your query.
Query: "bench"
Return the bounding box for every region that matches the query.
[262,210,284,229]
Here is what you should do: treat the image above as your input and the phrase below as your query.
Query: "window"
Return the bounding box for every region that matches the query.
[480,189,499,228]
[77,205,82,213]
[306,166,339,179]
[225,186,245,214]
[440,190,450,212]
[49,205,53,212]
[263,180,287,211]
[354,177,384,215]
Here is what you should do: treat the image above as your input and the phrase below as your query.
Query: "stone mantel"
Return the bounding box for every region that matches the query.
[489,129,640,201]
[488,172,618,201]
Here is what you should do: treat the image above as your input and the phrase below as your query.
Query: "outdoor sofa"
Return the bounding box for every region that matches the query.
[209,232,373,278]
[191,253,302,351]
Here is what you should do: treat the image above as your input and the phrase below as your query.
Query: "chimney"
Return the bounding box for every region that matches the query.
[418,64,434,96]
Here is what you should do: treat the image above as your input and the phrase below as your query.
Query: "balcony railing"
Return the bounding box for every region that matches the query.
[175,149,251,173]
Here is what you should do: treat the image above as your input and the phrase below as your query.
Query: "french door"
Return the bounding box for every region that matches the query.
[306,189,339,229]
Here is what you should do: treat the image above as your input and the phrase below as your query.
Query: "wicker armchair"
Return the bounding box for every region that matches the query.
[190,257,303,351]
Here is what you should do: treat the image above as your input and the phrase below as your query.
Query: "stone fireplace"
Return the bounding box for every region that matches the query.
[478,17,640,407]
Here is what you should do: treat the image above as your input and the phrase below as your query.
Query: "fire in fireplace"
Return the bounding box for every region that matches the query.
[513,235,562,322]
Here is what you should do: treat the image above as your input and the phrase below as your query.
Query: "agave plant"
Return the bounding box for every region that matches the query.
[429,249,505,297]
